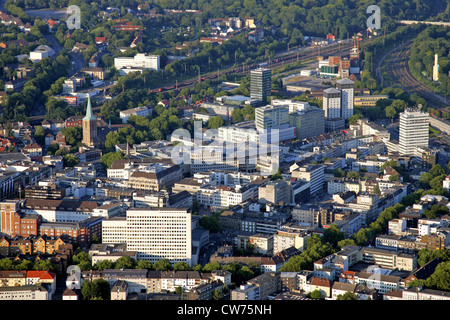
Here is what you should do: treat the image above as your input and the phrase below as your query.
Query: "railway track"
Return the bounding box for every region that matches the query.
[384,40,449,108]
[150,41,357,93]
[28,40,361,124]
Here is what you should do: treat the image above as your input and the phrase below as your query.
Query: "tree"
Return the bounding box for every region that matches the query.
[81,279,110,300]
[310,289,323,299]
[207,116,224,129]
[15,259,33,270]
[173,262,191,271]
[333,168,345,178]
[348,114,363,125]
[236,266,254,284]
[0,258,14,270]
[337,239,356,249]
[153,259,172,271]
[115,256,136,269]
[271,167,283,180]
[337,292,357,300]
[202,262,221,272]
[136,260,153,270]
[200,215,220,233]
[385,105,397,122]
[34,260,57,272]
[372,184,381,195]
[429,164,446,178]
[63,154,79,167]
[34,126,46,145]
[430,174,447,190]
[323,224,345,248]
[346,171,360,179]
[61,126,82,148]
[95,260,115,270]
[389,174,400,182]
[212,289,222,300]
[100,151,125,168]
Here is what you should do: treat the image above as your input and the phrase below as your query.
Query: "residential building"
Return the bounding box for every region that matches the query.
[323,88,341,120]
[291,164,324,196]
[231,283,260,300]
[335,78,355,120]
[258,179,291,205]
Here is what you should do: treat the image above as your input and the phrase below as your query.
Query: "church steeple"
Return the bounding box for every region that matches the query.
[82,96,97,147]
[83,96,96,121]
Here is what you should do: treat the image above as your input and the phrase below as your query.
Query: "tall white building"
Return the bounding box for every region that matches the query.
[336,78,354,120]
[102,208,193,266]
[399,107,429,156]
[323,88,342,119]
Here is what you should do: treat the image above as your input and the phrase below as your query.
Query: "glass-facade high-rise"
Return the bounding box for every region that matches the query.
[250,68,271,104]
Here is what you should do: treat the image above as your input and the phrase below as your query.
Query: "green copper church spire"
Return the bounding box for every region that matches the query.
[83,96,96,121]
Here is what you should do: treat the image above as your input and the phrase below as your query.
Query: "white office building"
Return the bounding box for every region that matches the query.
[114,53,160,73]
[102,208,193,266]
[399,107,429,156]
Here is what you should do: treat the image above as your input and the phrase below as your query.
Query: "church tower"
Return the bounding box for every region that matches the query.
[82,97,97,147]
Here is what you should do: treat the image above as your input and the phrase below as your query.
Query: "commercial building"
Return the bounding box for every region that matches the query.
[399,107,429,156]
[288,107,325,140]
[126,164,183,192]
[250,68,271,104]
[119,106,152,123]
[102,208,193,266]
[255,104,289,130]
[114,53,160,73]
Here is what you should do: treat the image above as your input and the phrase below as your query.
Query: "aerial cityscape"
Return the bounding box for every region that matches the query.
[0,0,450,309]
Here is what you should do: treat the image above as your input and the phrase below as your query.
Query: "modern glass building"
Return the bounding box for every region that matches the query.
[250,68,271,104]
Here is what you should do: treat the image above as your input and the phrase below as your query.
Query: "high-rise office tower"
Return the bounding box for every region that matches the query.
[336,78,354,120]
[399,107,429,156]
[250,68,271,104]
[323,88,342,119]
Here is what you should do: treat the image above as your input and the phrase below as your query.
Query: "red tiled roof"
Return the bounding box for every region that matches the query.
[26,270,56,280]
